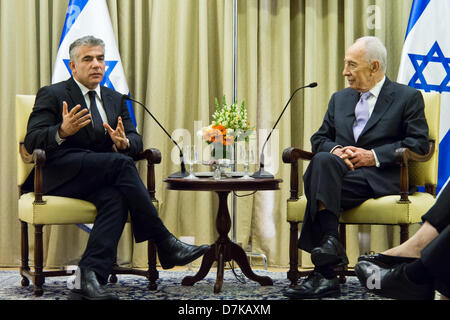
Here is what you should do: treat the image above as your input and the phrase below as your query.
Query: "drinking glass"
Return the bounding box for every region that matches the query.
[240,144,254,179]
[184,145,198,179]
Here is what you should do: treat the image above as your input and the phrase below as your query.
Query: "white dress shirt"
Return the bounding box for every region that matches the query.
[365,76,386,119]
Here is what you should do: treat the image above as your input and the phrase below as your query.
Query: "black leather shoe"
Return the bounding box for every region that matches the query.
[358,253,417,268]
[354,261,435,300]
[69,268,119,300]
[283,271,340,299]
[311,235,349,267]
[157,234,210,269]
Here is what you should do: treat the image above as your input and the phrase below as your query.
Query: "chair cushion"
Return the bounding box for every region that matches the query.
[287,192,435,225]
[18,192,160,225]
[19,193,97,225]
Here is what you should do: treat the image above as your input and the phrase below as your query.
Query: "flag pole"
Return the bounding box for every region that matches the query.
[230,2,267,269]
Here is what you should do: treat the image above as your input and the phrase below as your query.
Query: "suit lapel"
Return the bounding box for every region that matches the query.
[100,87,116,126]
[344,90,360,141]
[66,77,87,110]
[359,78,394,138]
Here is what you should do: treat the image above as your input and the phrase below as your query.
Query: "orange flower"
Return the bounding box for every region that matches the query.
[212,124,227,136]
[203,127,217,143]
[223,135,234,146]
[203,124,237,146]
[204,125,226,144]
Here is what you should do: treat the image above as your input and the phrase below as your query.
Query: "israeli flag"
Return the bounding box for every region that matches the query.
[52,0,136,127]
[53,0,136,233]
[397,0,450,192]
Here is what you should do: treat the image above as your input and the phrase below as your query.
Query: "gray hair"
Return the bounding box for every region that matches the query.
[355,36,387,72]
[69,35,105,62]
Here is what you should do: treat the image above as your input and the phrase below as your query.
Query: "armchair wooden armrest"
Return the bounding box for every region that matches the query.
[134,147,162,164]
[282,147,314,201]
[134,148,162,201]
[394,140,435,202]
[19,143,46,204]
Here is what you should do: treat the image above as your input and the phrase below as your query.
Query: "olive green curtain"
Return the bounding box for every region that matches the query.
[0,0,414,270]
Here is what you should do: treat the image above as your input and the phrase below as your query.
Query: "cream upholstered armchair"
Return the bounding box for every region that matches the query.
[16,94,161,296]
[282,91,440,287]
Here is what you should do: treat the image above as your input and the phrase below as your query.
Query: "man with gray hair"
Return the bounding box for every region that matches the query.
[284,36,429,299]
[24,35,209,300]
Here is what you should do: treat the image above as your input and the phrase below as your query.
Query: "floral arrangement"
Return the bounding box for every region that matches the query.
[202,95,253,158]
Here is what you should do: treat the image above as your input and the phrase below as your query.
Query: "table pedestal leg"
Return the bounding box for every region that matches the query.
[226,241,273,287]
[181,246,215,286]
[182,191,273,293]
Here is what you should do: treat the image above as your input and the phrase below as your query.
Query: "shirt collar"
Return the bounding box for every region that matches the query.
[367,75,386,99]
[73,77,101,98]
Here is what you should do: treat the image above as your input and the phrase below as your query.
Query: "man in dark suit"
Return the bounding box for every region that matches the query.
[284,36,429,299]
[24,36,209,300]
[355,178,450,300]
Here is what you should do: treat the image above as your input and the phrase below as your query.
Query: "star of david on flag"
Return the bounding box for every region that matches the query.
[408,41,450,93]
[52,0,137,233]
[398,0,450,193]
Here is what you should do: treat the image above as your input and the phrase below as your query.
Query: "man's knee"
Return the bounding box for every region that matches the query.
[309,152,348,174]
[109,153,135,172]
[311,152,337,165]
[303,152,348,188]
[83,152,135,174]
[305,152,337,176]
[111,152,134,164]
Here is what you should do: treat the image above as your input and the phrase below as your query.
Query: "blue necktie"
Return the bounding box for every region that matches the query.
[353,91,371,142]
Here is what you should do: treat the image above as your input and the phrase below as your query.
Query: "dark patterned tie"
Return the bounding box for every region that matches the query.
[88,90,105,140]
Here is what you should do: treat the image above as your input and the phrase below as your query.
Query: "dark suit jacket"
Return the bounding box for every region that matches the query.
[23,77,143,194]
[310,77,429,196]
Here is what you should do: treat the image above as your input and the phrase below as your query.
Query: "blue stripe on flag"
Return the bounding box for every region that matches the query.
[405,0,431,39]
[126,98,137,128]
[438,131,450,193]
[76,224,92,233]
[58,0,90,48]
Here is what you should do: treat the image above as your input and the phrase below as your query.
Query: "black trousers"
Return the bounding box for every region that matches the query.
[421,178,450,233]
[420,179,450,297]
[421,224,450,297]
[50,152,170,283]
[298,152,376,252]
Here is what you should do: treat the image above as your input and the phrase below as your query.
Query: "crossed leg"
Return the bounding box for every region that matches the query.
[382,221,438,258]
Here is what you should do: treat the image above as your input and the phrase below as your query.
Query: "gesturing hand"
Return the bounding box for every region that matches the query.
[104,116,129,151]
[58,101,91,139]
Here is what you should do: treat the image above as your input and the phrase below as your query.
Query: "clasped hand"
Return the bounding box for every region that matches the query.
[58,101,128,151]
[332,146,376,171]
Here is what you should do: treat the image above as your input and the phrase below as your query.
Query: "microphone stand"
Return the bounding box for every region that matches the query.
[251,82,318,179]
[123,96,189,178]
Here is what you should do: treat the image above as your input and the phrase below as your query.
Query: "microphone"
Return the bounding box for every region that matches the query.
[122,95,189,178]
[251,82,318,179]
